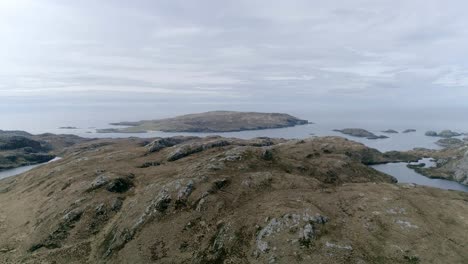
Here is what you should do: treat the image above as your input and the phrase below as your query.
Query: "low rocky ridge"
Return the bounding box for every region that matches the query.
[0,130,90,171]
[97,111,309,133]
[0,136,467,263]
[333,128,389,140]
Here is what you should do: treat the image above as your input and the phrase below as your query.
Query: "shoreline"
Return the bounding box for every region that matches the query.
[0,157,62,181]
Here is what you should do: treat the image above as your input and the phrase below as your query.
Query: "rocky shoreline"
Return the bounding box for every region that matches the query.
[398,140,468,186]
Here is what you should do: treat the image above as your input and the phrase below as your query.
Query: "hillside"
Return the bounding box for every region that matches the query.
[0,136,467,263]
[97,111,309,133]
[0,130,90,171]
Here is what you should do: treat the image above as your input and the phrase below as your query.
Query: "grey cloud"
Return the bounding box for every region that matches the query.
[1,0,468,108]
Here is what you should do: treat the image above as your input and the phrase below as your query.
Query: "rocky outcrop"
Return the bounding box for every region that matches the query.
[145,137,197,153]
[255,212,329,256]
[436,138,463,148]
[333,128,389,140]
[449,150,468,185]
[167,139,231,161]
[402,129,416,133]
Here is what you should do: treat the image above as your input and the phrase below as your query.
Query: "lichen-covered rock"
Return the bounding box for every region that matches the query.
[167,140,230,161]
[145,137,197,153]
[255,212,329,256]
[63,209,84,224]
[106,178,134,193]
[176,180,194,207]
[111,197,124,211]
[91,175,110,189]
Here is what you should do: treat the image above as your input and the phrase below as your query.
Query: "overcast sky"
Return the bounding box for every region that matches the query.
[1,0,468,109]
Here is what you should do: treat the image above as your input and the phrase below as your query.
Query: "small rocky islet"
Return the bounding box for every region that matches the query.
[381,129,398,134]
[402,129,417,133]
[333,128,389,140]
[425,130,462,138]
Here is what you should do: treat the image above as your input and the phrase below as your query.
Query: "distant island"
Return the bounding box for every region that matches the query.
[425,130,461,138]
[97,111,309,133]
[333,128,389,140]
[381,129,398,134]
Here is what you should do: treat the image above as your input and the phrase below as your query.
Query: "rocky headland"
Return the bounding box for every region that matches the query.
[401,139,468,185]
[97,111,309,133]
[0,135,467,263]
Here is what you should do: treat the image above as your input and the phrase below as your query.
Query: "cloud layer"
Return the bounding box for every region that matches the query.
[1,0,468,107]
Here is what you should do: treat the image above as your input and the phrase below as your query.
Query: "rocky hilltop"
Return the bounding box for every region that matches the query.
[97,111,309,133]
[0,136,467,263]
[0,130,90,171]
